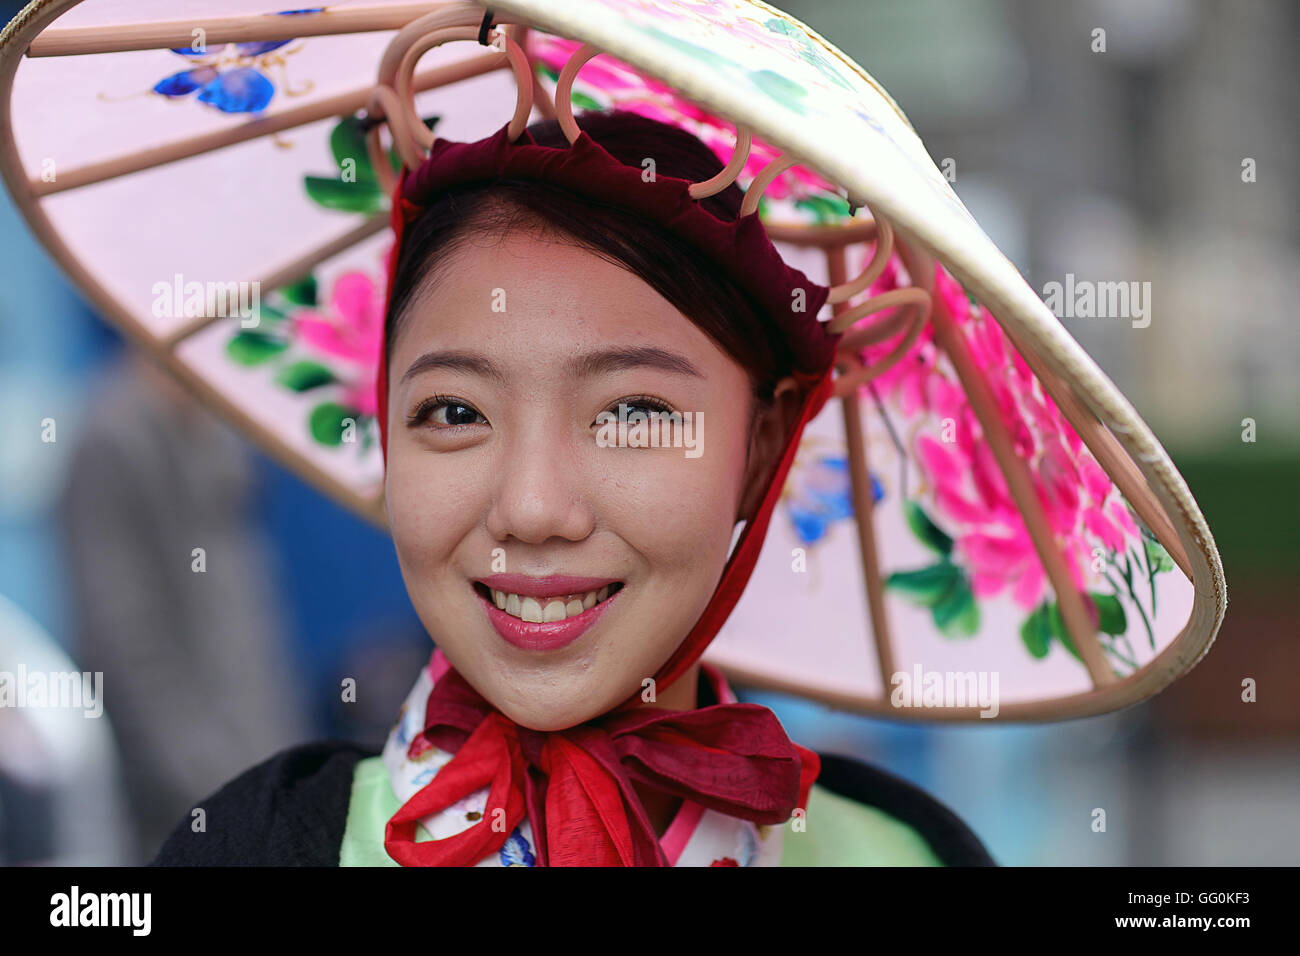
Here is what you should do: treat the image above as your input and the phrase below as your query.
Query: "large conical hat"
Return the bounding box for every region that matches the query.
[0,0,1225,720]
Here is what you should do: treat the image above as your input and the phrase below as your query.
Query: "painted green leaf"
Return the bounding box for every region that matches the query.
[641,25,740,68]
[309,402,359,446]
[762,18,805,40]
[275,360,336,392]
[226,331,287,366]
[1089,592,1128,635]
[257,301,288,323]
[794,199,825,225]
[279,274,317,307]
[1144,536,1175,574]
[536,63,559,83]
[819,193,852,217]
[1020,604,1053,659]
[903,499,954,556]
[303,176,385,214]
[795,195,851,225]
[760,19,855,93]
[801,50,855,92]
[571,90,603,111]
[330,115,376,184]
[748,69,807,114]
[932,575,979,637]
[886,562,960,607]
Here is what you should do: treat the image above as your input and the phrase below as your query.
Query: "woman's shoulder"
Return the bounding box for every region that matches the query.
[149,740,380,866]
[780,752,997,867]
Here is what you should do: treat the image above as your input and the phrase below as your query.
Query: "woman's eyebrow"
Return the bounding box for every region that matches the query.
[401,346,702,384]
[401,350,507,386]
[568,346,703,380]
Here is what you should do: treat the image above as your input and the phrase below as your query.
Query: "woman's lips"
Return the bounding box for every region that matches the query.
[475,582,622,651]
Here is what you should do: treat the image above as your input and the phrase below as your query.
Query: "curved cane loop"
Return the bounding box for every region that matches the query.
[832,289,930,398]
[495,30,536,141]
[366,5,528,173]
[378,5,487,87]
[739,153,797,217]
[688,124,753,199]
[363,105,398,196]
[396,26,534,152]
[557,44,751,200]
[555,42,602,144]
[831,289,917,350]
[827,281,931,336]
[395,27,483,151]
[827,214,893,305]
[365,83,424,174]
[828,222,934,400]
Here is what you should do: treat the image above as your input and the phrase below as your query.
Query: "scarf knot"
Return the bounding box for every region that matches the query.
[384,666,819,867]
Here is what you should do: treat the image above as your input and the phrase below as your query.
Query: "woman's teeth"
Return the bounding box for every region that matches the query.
[491,586,613,623]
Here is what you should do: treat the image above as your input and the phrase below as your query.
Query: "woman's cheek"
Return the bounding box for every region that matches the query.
[387,450,485,569]
[598,442,744,575]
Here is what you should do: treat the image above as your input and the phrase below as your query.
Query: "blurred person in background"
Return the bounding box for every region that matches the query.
[56,349,311,862]
[0,591,131,865]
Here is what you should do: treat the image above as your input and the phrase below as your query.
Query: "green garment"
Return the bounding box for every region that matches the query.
[339,755,943,866]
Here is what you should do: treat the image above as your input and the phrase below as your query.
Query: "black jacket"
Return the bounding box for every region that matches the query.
[151,740,996,866]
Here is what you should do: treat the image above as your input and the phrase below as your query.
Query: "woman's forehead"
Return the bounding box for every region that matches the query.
[396,233,729,364]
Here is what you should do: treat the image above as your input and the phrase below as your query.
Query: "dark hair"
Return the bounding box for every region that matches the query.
[384,109,794,420]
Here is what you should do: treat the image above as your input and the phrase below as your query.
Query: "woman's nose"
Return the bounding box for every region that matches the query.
[484,425,597,545]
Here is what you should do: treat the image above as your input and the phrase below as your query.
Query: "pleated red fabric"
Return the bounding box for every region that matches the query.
[378,114,839,866]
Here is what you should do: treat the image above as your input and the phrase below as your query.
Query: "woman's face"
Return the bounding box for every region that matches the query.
[384,229,785,731]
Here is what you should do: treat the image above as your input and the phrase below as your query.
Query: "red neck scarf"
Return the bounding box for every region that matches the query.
[378,114,840,866]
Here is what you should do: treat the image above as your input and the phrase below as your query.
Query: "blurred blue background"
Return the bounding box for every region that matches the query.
[1,0,1296,865]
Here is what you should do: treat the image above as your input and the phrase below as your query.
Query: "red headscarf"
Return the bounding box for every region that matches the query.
[378,115,840,865]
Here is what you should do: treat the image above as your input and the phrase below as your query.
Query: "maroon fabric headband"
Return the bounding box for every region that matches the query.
[375,116,840,459]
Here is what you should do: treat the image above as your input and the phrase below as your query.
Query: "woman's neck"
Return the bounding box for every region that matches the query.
[633,661,702,839]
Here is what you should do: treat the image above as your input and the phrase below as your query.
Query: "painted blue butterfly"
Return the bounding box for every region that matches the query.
[784,453,883,545]
[152,10,322,113]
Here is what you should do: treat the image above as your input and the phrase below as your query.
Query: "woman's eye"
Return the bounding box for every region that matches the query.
[605,396,676,418]
[408,396,487,429]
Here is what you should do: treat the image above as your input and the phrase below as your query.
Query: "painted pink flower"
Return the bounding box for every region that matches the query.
[293,267,385,417]
[1110,498,1139,538]
[962,527,1050,608]
[853,253,1139,609]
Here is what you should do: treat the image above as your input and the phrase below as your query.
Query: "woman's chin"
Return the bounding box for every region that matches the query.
[491,685,624,733]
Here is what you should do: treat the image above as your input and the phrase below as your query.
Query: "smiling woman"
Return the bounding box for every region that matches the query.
[151,109,995,868]
[379,112,816,733]
[385,229,781,732]
[380,113,814,847]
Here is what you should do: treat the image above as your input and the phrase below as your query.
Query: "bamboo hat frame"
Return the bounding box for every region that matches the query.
[0,0,1225,721]
[358,7,1169,694]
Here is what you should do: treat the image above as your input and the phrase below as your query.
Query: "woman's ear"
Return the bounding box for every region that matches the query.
[736,376,802,523]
